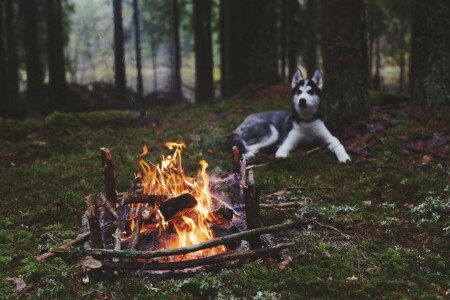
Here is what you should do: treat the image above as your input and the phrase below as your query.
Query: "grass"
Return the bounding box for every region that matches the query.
[0,96,448,299]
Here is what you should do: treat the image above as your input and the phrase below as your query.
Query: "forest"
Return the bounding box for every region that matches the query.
[0,0,449,299]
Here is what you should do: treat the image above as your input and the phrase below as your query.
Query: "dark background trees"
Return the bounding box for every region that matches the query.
[0,0,448,119]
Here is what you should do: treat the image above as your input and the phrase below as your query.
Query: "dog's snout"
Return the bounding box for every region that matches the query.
[299,98,307,108]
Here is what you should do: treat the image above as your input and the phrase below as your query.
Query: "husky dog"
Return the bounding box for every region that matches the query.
[231,68,351,163]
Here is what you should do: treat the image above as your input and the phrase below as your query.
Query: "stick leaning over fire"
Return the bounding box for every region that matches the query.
[50,219,308,260]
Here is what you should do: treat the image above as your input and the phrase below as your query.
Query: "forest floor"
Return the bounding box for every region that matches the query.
[0,90,448,299]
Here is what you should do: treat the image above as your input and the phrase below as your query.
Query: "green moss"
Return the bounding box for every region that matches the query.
[0,97,448,298]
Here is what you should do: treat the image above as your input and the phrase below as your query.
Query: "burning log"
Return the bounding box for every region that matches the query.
[50,219,306,260]
[119,194,168,207]
[85,194,103,249]
[99,242,295,271]
[159,193,197,220]
[101,148,118,207]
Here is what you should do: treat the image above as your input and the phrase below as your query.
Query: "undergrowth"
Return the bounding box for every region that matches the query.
[0,97,448,299]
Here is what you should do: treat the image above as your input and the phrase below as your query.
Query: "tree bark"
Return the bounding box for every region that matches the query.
[194,0,214,103]
[113,0,126,101]
[46,0,67,109]
[322,0,369,118]
[0,0,7,117]
[410,0,450,110]
[169,0,183,102]
[305,0,319,76]
[22,0,45,118]
[132,0,143,103]
[4,1,19,117]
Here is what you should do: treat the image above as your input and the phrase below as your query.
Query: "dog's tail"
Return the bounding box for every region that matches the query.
[229,133,246,157]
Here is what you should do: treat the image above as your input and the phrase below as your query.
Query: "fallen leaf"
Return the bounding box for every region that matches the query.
[4,277,26,293]
[405,103,433,123]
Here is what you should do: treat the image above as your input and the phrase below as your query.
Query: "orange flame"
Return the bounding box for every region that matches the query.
[135,142,224,259]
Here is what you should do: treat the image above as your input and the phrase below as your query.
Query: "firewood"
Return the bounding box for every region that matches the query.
[244,184,261,249]
[99,242,295,271]
[128,211,144,250]
[159,193,197,220]
[99,193,119,219]
[85,194,104,249]
[100,148,117,207]
[119,194,168,206]
[35,222,115,261]
[232,146,240,173]
[50,219,307,260]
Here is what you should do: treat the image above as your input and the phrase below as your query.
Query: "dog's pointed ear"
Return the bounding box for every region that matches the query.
[291,68,304,89]
[311,69,323,90]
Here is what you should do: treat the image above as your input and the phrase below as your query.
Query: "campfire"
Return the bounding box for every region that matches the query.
[37,143,305,276]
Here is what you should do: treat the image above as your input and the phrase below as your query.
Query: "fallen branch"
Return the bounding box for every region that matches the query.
[36,223,114,262]
[50,219,307,260]
[260,202,302,209]
[101,148,118,207]
[99,242,295,271]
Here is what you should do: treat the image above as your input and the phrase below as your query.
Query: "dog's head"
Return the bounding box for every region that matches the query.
[291,68,323,120]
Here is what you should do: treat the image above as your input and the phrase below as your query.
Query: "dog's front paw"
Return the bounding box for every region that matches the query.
[275,150,289,158]
[337,153,351,163]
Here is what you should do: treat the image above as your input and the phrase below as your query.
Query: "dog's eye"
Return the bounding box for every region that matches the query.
[307,90,314,95]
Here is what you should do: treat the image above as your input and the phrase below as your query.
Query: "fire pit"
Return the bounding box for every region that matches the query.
[37,143,305,277]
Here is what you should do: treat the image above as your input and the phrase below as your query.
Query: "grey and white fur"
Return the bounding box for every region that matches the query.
[231,68,351,163]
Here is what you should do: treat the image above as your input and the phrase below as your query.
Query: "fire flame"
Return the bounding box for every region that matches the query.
[134,142,225,259]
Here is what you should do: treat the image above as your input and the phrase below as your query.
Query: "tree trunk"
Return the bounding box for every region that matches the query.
[279,0,287,81]
[0,0,7,117]
[4,0,20,117]
[113,0,126,102]
[169,0,183,102]
[372,37,381,91]
[22,0,45,118]
[220,0,279,97]
[410,0,450,110]
[287,0,300,79]
[322,0,369,118]
[132,0,143,103]
[46,0,67,109]
[305,0,319,76]
[194,0,214,103]
[220,0,244,97]
[398,19,406,94]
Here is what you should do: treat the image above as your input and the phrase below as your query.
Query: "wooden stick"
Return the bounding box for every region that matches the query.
[51,219,306,260]
[35,222,114,261]
[101,148,117,207]
[99,193,119,219]
[99,242,295,271]
[244,184,261,249]
[232,146,240,173]
[260,202,302,209]
[129,210,144,250]
[119,194,168,206]
[85,195,103,249]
